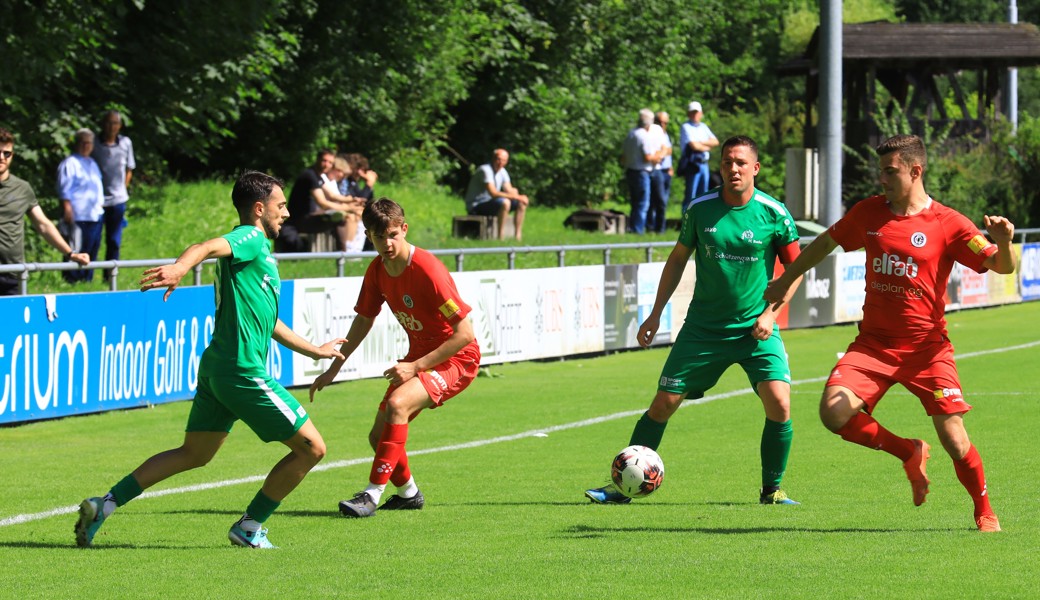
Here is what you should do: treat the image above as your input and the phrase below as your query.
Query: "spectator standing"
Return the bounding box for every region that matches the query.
[92,110,136,281]
[464,148,530,241]
[648,111,674,233]
[621,109,665,234]
[679,101,719,214]
[57,128,105,283]
[0,128,89,295]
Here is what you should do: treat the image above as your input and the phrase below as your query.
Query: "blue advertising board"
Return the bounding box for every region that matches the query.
[1021,242,1040,301]
[0,282,295,424]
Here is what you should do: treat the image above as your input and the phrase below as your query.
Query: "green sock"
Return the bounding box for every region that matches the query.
[760,418,793,488]
[245,490,281,524]
[109,474,144,506]
[629,411,668,450]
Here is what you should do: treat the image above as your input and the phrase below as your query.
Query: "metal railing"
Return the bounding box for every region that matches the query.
[3,228,1038,296]
[0,241,677,296]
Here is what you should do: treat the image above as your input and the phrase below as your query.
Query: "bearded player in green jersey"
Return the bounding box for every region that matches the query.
[586,136,805,506]
[75,171,346,549]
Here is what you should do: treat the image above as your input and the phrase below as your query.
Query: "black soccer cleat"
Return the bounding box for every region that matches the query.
[380,490,425,511]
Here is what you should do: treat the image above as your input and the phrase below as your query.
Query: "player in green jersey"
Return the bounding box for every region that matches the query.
[74,171,345,549]
[586,136,806,505]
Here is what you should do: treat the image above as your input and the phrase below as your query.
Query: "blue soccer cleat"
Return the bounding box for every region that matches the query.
[760,489,800,505]
[74,497,107,548]
[228,521,277,549]
[584,483,632,505]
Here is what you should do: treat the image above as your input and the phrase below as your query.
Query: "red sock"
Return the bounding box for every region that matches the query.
[835,412,916,461]
[390,450,411,487]
[953,445,993,518]
[368,423,408,486]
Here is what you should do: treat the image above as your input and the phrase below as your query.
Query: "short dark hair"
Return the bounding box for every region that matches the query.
[232,171,284,212]
[876,134,927,170]
[721,135,759,159]
[344,152,369,172]
[0,127,13,146]
[362,197,405,235]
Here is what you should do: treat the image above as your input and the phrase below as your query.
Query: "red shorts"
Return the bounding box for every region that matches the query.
[379,343,480,412]
[825,334,972,416]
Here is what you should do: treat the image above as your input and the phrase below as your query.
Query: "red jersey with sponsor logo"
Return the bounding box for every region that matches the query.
[829,195,996,342]
[356,246,476,361]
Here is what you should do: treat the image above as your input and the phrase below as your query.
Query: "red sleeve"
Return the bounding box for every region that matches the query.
[424,255,470,323]
[944,211,997,274]
[777,240,800,265]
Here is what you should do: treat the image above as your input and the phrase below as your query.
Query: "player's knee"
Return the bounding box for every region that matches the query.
[384,395,412,421]
[181,446,216,469]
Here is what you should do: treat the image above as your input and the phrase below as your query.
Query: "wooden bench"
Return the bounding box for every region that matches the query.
[452,215,515,240]
[566,212,627,234]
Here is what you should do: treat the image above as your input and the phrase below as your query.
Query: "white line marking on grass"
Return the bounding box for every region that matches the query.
[3,339,1036,529]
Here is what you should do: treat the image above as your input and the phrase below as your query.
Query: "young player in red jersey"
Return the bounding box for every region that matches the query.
[765,134,1016,532]
[309,198,480,517]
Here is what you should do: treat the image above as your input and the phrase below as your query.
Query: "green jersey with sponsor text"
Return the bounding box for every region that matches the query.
[677,188,799,337]
[198,225,281,378]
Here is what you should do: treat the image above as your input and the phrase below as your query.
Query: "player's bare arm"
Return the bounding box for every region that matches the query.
[384,316,476,386]
[272,320,345,361]
[764,232,838,304]
[140,237,232,302]
[638,241,692,347]
[982,215,1017,275]
[27,205,90,265]
[309,314,375,401]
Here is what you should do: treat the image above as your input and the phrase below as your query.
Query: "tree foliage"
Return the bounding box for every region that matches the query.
[1,0,1038,226]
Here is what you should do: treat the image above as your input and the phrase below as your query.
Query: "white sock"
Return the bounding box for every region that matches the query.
[364,484,386,504]
[396,477,419,499]
[102,493,118,518]
[237,514,262,533]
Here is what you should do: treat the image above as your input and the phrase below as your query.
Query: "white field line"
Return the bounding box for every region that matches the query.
[3,339,1036,528]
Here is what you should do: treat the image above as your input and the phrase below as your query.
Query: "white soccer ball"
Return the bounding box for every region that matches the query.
[610,445,665,498]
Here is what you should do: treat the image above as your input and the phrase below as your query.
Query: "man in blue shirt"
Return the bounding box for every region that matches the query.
[679,101,719,214]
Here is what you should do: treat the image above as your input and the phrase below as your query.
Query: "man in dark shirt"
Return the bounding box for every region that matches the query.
[0,127,89,295]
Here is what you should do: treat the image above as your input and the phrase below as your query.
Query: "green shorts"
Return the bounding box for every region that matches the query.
[658,327,791,398]
[187,374,309,443]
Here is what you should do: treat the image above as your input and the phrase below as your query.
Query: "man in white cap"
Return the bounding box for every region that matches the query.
[679,101,719,213]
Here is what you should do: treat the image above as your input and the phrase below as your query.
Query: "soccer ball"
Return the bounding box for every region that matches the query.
[610,445,665,498]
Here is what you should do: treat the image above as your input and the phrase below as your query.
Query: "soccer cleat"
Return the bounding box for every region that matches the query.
[74,497,107,548]
[760,489,800,505]
[339,491,378,518]
[380,491,425,511]
[584,483,632,505]
[976,514,1002,533]
[902,439,931,506]
[228,522,277,549]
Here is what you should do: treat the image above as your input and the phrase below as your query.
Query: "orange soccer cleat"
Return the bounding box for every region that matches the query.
[902,439,931,506]
[976,514,1002,533]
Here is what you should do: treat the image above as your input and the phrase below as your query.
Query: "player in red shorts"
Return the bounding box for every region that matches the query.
[765,134,1016,532]
[309,198,480,517]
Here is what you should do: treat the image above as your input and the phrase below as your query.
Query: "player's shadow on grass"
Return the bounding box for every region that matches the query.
[559,524,951,538]
[159,508,341,519]
[0,540,211,550]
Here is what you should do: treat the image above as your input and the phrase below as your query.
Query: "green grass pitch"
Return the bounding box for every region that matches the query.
[1,302,1038,599]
